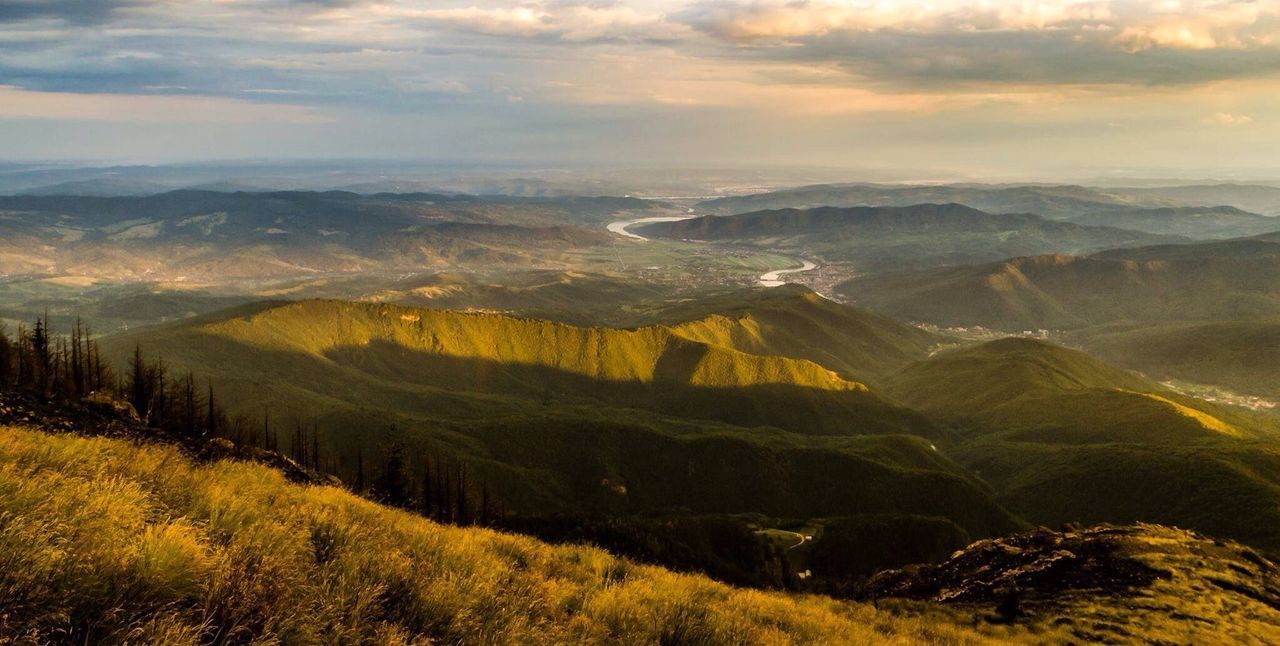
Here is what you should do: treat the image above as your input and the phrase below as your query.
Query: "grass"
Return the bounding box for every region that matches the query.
[0,424,1014,644]
[5,425,1280,643]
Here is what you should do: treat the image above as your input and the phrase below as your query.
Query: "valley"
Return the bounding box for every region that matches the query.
[758,259,817,287]
[4,176,1280,643]
[10,3,1280,640]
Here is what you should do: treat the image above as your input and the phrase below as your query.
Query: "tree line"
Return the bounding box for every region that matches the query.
[365,439,500,526]
[0,317,109,400]
[0,314,501,528]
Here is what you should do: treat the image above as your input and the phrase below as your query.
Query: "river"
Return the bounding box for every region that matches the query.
[605,214,700,241]
[605,215,819,288]
[758,259,816,287]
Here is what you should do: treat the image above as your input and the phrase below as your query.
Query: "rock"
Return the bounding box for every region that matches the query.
[202,437,237,460]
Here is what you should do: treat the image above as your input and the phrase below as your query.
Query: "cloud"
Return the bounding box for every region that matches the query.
[1206,111,1254,125]
[679,0,1280,86]
[1,0,1280,169]
[0,0,145,25]
[0,85,331,123]
[684,0,1118,42]
[382,1,686,42]
[1110,1,1275,52]
[393,78,471,95]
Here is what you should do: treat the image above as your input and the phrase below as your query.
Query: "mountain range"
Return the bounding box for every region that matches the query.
[838,233,1280,330]
[93,286,1280,574]
[0,190,660,279]
[5,178,1280,643]
[636,203,1181,271]
[101,290,1028,553]
[695,183,1280,238]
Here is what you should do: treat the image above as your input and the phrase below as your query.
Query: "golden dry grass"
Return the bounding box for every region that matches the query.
[0,424,1018,645]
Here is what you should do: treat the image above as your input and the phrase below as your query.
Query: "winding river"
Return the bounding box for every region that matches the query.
[758,259,817,287]
[605,215,819,288]
[605,215,699,241]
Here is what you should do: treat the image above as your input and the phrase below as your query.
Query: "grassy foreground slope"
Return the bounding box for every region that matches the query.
[0,424,989,644]
[4,424,1280,644]
[883,338,1280,551]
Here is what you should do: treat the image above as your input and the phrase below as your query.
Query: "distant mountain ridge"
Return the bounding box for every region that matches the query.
[636,203,1181,272]
[1064,205,1280,239]
[1111,183,1280,216]
[839,232,1280,330]
[0,190,659,279]
[695,182,1280,239]
[695,183,1161,216]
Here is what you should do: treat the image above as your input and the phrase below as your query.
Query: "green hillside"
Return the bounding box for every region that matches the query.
[654,285,941,384]
[349,270,681,327]
[881,338,1280,550]
[105,296,943,438]
[885,338,1263,444]
[194,299,860,391]
[99,297,1022,548]
[354,279,941,384]
[4,423,1279,644]
[1080,319,1280,401]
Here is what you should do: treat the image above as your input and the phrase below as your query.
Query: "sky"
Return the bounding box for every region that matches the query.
[2,0,1279,179]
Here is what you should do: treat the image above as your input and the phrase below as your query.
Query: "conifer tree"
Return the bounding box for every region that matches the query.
[0,323,12,388]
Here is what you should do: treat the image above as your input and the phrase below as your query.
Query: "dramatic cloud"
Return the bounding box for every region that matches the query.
[682,0,1280,86]
[0,0,1278,173]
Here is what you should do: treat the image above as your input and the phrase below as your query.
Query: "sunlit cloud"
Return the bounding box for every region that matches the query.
[1206,111,1254,126]
[0,0,1278,170]
[685,0,1117,42]
[0,85,331,123]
